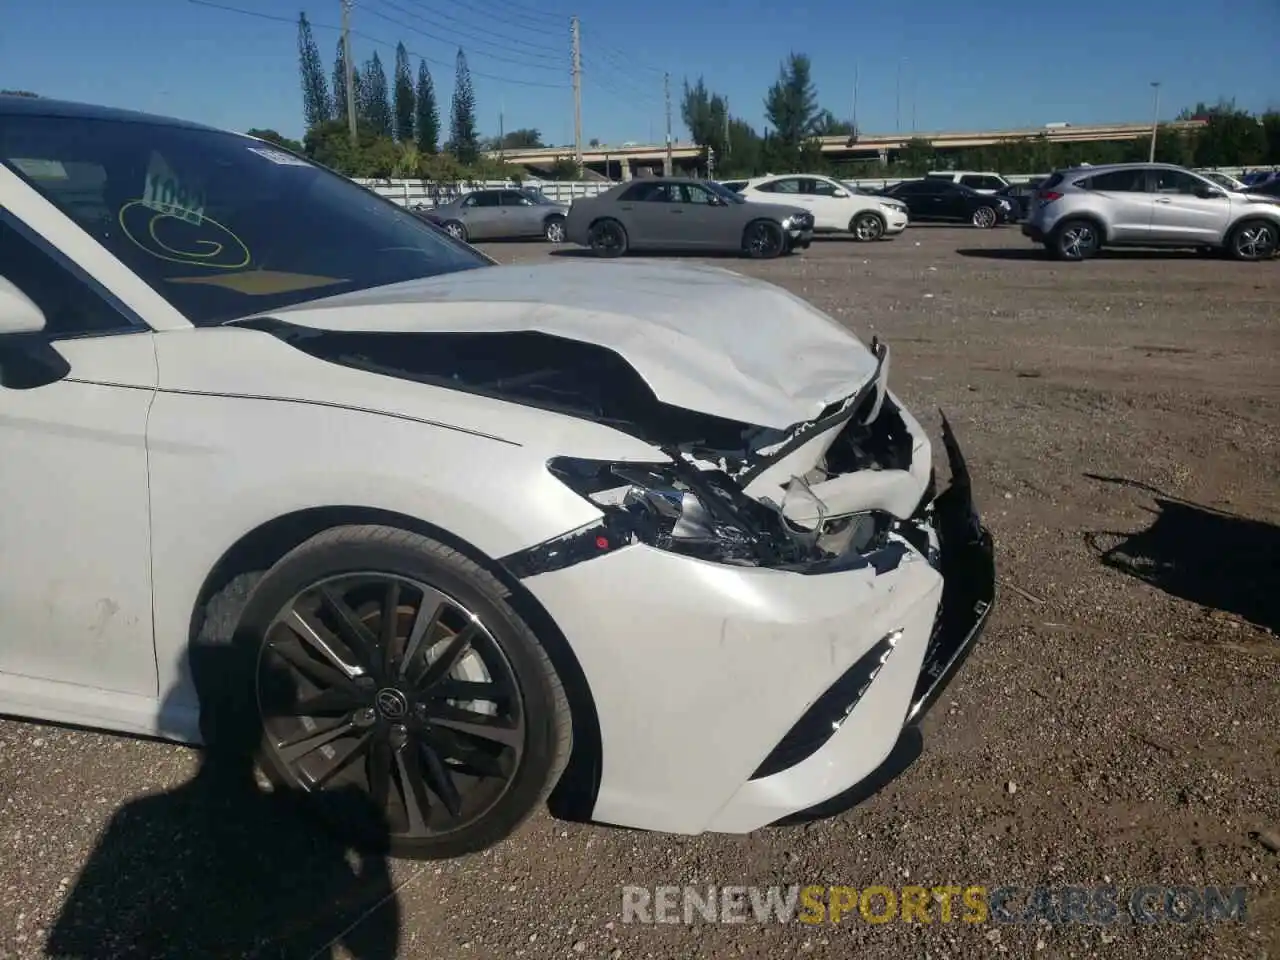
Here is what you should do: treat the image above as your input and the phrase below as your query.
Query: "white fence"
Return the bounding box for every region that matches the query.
[356,166,1264,208]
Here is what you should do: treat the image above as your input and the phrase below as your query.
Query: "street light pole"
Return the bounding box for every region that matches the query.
[1148,81,1161,163]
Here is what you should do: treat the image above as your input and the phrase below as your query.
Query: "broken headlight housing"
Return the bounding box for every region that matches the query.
[548,457,806,566]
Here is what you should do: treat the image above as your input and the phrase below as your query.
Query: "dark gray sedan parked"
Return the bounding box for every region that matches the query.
[564,178,814,258]
[419,187,570,243]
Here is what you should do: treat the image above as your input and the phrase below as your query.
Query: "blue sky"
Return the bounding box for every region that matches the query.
[3,0,1277,147]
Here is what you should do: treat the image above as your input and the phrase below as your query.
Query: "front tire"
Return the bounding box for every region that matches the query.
[1226,219,1278,261]
[543,215,566,243]
[1050,218,1101,261]
[743,219,785,259]
[442,220,468,243]
[195,524,572,861]
[851,212,885,241]
[588,218,628,257]
[971,205,998,229]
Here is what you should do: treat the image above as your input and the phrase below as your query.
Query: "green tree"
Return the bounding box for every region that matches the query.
[495,128,543,149]
[359,52,393,137]
[763,52,820,166]
[449,49,479,164]
[332,39,359,125]
[415,60,440,154]
[724,118,763,177]
[247,129,305,153]
[811,109,855,137]
[681,77,729,160]
[1262,111,1280,164]
[304,118,361,172]
[296,13,331,129]
[548,156,580,180]
[1193,108,1266,167]
[896,137,935,174]
[393,43,416,143]
[0,89,38,98]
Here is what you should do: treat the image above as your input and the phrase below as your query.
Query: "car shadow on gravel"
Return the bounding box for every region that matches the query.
[1083,474,1280,635]
[956,247,1205,261]
[549,248,749,260]
[45,645,401,960]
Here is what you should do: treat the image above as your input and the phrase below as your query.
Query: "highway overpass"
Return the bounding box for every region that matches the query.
[490,119,1208,179]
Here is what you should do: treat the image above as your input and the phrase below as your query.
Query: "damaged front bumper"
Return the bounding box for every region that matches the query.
[504,413,996,836]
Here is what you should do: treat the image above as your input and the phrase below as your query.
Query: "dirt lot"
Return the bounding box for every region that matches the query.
[1,225,1277,960]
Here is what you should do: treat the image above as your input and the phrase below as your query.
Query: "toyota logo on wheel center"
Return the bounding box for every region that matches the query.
[375,688,409,720]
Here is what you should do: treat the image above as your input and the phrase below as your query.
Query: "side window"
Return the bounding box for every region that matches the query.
[460,194,478,208]
[1081,169,1146,192]
[0,218,137,338]
[499,190,531,206]
[470,191,500,207]
[620,182,670,202]
[1153,170,1202,194]
[808,179,841,197]
[680,184,714,204]
[765,178,802,195]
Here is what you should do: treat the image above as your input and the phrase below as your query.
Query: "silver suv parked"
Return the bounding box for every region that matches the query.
[1022,163,1280,261]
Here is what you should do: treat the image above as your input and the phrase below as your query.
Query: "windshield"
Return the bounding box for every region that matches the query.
[0,116,490,326]
[704,180,746,204]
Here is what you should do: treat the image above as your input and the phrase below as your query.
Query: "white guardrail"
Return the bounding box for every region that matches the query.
[355,167,1263,208]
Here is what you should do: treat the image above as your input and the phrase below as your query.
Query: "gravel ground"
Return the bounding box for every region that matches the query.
[2,225,1277,960]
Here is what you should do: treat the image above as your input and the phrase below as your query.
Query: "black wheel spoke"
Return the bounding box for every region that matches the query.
[291,687,362,716]
[414,623,477,691]
[419,742,464,818]
[309,731,374,788]
[394,742,433,835]
[423,729,506,778]
[317,586,379,669]
[284,610,362,680]
[368,740,393,810]
[378,579,402,675]
[399,588,448,681]
[276,716,356,764]
[268,628,360,693]
[428,702,523,750]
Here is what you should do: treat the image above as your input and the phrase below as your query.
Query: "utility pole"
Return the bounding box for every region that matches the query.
[663,72,673,176]
[499,102,505,165]
[1148,81,1161,163]
[723,95,730,157]
[341,0,357,145]
[570,17,582,173]
[895,59,902,133]
[852,63,859,133]
[911,71,917,132]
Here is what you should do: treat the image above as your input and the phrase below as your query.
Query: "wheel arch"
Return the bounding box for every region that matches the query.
[188,503,604,823]
[1055,213,1109,243]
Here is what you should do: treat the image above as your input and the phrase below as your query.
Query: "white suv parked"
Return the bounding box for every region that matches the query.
[739,174,909,241]
[924,171,1010,194]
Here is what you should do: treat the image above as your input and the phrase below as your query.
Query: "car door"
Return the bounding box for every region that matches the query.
[613,181,673,248]
[673,181,736,249]
[1147,169,1232,244]
[498,189,540,237]
[0,209,159,700]
[458,191,502,239]
[802,177,848,231]
[1074,168,1154,241]
[898,181,948,220]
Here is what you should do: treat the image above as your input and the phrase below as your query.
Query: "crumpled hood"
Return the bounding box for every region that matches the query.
[255,259,879,429]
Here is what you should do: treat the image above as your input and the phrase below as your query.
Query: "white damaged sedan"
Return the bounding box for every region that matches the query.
[0,98,995,859]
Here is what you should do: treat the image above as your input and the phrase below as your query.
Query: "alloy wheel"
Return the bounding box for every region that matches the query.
[971,206,997,228]
[1059,223,1097,260]
[854,214,884,241]
[747,222,783,257]
[591,222,624,255]
[445,222,465,240]
[257,573,525,841]
[1234,223,1277,260]
[545,219,566,243]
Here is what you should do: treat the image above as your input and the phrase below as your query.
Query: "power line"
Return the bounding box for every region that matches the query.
[470,0,566,33]
[375,0,568,59]
[580,26,666,77]
[361,0,567,73]
[583,62,663,110]
[184,0,567,89]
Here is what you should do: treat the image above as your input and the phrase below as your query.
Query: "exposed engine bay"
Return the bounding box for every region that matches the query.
[238,318,937,574]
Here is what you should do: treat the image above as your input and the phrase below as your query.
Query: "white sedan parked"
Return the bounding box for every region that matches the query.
[738,174,910,241]
[0,96,995,860]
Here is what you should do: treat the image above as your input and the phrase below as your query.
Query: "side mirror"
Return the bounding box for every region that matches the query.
[0,277,70,390]
[833,189,849,198]
[708,194,726,206]
[0,276,47,336]
[1195,186,1225,199]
